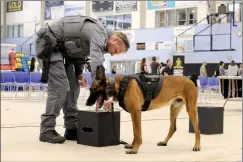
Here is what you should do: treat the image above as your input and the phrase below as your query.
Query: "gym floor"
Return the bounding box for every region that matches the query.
[1,90,242,161]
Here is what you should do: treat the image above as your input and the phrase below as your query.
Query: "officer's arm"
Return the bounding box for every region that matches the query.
[89,27,106,80]
[74,64,84,77]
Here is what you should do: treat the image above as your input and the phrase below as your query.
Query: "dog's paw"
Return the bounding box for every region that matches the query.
[124,144,133,149]
[126,149,138,154]
[157,141,167,146]
[193,146,201,151]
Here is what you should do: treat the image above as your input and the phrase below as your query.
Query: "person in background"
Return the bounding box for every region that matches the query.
[200,62,207,77]
[162,59,174,76]
[237,64,242,76]
[111,65,117,74]
[8,48,16,71]
[150,56,160,74]
[30,56,40,72]
[159,62,165,74]
[228,60,238,76]
[219,61,226,76]
[140,58,148,73]
[214,61,225,77]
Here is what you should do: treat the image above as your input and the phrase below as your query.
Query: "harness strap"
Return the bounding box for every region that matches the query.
[118,76,130,112]
[117,74,163,112]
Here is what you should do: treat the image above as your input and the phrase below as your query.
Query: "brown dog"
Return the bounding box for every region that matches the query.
[86,65,200,154]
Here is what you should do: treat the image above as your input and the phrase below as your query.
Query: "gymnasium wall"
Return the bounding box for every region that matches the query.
[6,1,41,37]
[90,1,141,30]
[146,1,208,28]
[1,22,242,75]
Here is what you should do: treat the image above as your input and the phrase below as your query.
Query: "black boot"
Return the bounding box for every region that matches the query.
[64,128,77,140]
[39,130,65,144]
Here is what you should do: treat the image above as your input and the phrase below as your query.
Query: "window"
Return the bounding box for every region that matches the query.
[98,14,132,30]
[156,7,197,27]
[156,11,165,27]
[177,9,186,26]
[123,14,132,29]
[167,10,176,26]
[7,24,23,38]
[187,8,197,25]
[227,2,242,22]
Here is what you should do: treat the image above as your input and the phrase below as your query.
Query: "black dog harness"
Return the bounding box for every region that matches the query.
[117,73,164,112]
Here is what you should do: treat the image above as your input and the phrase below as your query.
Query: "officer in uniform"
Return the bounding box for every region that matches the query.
[35,15,130,144]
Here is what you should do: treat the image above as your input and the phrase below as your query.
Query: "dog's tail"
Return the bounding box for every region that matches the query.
[189,74,198,87]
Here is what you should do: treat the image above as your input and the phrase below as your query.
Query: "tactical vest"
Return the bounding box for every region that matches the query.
[117,73,164,112]
[60,15,105,59]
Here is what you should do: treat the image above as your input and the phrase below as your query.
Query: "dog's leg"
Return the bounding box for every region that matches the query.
[125,114,135,149]
[124,114,135,149]
[187,103,201,151]
[126,110,142,154]
[157,102,183,146]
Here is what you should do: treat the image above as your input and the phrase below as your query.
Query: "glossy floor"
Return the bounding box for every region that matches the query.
[1,92,242,161]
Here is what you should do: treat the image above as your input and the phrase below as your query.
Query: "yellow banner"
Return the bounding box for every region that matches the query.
[7,1,23,12]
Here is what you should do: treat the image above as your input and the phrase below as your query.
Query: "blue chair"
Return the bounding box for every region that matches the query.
[14,72,30,98]
[199,77,209,88]
[29,72,44,99]
[1,72,15,98]
[1,72,15,91]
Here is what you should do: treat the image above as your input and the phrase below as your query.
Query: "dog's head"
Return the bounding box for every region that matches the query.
[85,65,113,108]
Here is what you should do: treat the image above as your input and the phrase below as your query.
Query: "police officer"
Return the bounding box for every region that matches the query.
[35,15,130,144]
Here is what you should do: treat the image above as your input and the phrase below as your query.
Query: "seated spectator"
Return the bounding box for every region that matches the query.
[228,60,238,76]
[162,59,174,76]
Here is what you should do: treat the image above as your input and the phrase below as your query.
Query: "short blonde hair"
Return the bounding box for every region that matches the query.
[113,32,130,50]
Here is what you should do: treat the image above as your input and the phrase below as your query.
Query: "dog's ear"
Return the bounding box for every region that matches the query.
[95,65,106,81]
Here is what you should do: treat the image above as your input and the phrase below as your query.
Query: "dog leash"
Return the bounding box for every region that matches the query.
[111,103,128,145]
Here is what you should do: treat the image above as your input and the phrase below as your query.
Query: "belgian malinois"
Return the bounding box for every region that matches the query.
[86,65,200,154]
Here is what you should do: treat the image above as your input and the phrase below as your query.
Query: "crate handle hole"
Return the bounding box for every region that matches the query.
[82,127,93,132]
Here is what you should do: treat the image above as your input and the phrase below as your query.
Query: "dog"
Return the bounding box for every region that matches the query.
[86,65,200,154]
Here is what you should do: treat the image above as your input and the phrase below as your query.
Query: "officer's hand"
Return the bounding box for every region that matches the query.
[78,75,88,87]
[164,72,168,76]
[103,100,113,112]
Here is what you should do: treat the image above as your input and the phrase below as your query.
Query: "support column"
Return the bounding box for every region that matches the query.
[40,1,45,28]
[3,1,7,38]
[85,1,91,17]
[139,1,146,29]
[208,1,216,14]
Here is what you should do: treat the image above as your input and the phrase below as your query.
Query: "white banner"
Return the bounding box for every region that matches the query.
[51,6,64,20]
[115,1,137,12]
[64,1,85,16]
[157,41,173,50]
